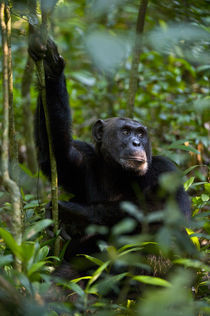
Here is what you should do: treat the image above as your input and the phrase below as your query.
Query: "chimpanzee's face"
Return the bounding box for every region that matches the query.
[92,117,152,175]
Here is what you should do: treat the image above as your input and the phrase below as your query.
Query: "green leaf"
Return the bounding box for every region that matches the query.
[21,242,35,265]
[174,259,210,272]
[0,192,4,198]
[0,254,13,267]
[112,218,137,235]
[121,201,144,221]
[184,177,195,191]
[71,71,96,86]
[147,211,165,223]
[118,243,141,253]
[133,275,171,287]
[204,183,210,194]
[71,276,92,283]
[119,247,142,257]
[0,228,22,259]
[23,219,53,241]
[58,281,85,297]
[201,194,209,202]
[184,165,201,175]
[89,273,128,295]
[27,261,46,277]
[87,261,110,288]
[80,254,105,267]
[183,164,209,175]
[157,227,172,253]
[85,30,129,75]
[159,172,182,193]
[35,246,49,262]
[23,200,40,210]
[186,228,200,250]
[59,240,70,261]
[168,143,199,154]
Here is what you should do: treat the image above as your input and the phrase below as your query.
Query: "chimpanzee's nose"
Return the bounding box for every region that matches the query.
[132,139,140,147]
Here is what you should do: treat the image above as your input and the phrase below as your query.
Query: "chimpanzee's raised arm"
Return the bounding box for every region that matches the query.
[29,30,92,194]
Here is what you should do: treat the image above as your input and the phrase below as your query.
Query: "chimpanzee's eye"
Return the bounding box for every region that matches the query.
[122,129,130,136]
[137,132,143,137]
[137,128,145,138]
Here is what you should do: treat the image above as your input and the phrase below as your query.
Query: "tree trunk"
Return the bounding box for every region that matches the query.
[127,0,148,118]
[5,4,19,182]
[0,1,22,270]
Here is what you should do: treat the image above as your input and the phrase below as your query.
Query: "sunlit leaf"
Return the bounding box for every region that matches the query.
[87,261,110,288]
[133,275,171,287]
[0,228,22,260]
[201,194,209,202]
[137,270,194,316]
[71,276,92,283]
[186,228,200,250]
[174,259,210,272]
[79,254,105,267]
[204,183,210,194]
[184,177,195,191]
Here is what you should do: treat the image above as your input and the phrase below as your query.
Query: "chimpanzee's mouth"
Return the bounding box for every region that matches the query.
[119,157,148,175]
[125,157,146,163]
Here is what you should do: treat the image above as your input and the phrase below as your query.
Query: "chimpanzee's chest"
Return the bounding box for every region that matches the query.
[85,165,140,204]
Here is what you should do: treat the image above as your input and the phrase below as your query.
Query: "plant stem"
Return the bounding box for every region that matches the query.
[127,0,148,118]
[32,2,60,256]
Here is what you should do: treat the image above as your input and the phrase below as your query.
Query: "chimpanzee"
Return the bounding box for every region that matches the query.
[29,32,191,261]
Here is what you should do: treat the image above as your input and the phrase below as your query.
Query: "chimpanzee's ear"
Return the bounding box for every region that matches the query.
[92,119,105,142]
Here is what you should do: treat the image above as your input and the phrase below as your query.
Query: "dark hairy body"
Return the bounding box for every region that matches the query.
[29,34,191,261]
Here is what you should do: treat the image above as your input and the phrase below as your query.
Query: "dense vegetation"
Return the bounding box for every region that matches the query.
[0,0,209,315]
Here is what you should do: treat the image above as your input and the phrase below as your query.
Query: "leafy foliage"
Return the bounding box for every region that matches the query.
[0,0,209,315]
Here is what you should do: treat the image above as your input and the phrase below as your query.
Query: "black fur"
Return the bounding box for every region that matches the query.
[29,36,191,261]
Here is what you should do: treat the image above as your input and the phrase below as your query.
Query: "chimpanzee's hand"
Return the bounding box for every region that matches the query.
[45,201,87,240]
[58,201,89,222]
[28,26,65,78]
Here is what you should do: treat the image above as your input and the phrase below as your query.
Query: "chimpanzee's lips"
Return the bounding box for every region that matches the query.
[123,157,146,163]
